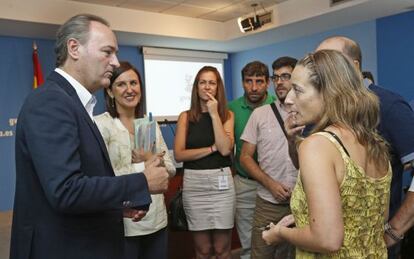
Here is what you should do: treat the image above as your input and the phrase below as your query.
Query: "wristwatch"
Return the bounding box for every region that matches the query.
[384,222,404,242]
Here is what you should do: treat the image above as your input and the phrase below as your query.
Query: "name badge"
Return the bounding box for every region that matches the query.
[218,175,229,190]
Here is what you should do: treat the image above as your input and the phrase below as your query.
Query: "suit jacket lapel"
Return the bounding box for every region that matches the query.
[48,72,113,166]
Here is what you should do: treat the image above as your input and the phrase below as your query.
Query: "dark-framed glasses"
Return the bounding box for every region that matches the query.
[271,73,291,82]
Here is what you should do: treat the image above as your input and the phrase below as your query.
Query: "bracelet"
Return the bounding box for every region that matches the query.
[210,144,217,153]
[384,222,404,242]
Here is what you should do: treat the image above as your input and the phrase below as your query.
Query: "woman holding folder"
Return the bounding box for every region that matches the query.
[95,61,175,259]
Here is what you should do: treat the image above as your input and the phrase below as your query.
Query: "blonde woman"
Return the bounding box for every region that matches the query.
[263,50,391,258]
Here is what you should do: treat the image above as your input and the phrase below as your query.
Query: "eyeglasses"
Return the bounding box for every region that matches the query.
[271,73,291,82]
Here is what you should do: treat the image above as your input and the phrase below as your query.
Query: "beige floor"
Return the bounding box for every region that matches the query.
[0,211,12,259]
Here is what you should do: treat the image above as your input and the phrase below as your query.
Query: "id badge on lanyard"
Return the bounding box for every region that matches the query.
[218,168,229,190]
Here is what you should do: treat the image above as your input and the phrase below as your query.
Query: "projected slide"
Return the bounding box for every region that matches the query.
[144,59,223,122]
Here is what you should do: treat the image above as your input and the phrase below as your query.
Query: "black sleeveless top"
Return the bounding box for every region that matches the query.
[183,112,232,170]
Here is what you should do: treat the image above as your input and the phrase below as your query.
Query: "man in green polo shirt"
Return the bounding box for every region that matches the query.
[228,61,275,259]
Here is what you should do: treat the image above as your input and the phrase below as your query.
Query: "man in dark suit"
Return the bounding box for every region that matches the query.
[10,14,169,259]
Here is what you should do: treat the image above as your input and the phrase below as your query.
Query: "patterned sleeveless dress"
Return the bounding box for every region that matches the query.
[290,131,391,258]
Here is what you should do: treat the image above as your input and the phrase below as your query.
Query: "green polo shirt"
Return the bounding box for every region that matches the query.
[228,93,276,178]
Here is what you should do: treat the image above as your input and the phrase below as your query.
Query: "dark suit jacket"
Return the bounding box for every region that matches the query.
[10,71,151,259]
[369,84,414,218]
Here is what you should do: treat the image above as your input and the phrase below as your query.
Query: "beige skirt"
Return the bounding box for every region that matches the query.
[182,167,235,231]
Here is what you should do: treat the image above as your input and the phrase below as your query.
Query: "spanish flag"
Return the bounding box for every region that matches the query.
[33,41,44,89]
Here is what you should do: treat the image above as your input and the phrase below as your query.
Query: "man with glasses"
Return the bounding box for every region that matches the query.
[271,57,297,104]
[240,57,298,259]
[228,61,276,259]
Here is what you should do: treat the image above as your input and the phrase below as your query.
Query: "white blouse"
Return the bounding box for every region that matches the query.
[95,112,176,236]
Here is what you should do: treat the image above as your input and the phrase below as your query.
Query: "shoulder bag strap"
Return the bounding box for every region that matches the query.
[270,102,288,140]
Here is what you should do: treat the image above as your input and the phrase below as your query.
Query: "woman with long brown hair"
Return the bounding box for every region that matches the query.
[174,66,235,259]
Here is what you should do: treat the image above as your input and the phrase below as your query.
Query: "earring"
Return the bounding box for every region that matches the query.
[111,97,115,108]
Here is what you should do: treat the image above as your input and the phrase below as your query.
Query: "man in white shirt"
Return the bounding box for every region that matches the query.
[241,57,298,259]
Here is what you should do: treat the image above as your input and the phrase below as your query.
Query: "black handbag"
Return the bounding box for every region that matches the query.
[168,188,188,231]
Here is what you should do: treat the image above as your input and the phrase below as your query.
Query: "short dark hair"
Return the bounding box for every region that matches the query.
[104,61,145,119]
[271,56,298,71]
[362,71,375,84]
[241,61,269,80]
[55,14,110,67]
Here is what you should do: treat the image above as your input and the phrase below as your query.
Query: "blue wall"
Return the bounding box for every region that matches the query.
[0,37,55,211]
[230,20,378,99]
[0,36,232,210]
[1,10,413,210]
[0,38,149,211]
[377,10,414,102]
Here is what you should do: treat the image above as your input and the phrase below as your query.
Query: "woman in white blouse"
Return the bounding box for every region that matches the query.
[95,61,175,259]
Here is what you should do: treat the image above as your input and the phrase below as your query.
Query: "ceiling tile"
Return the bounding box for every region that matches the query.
[69,0,289,21]
[120,0,179,12]
[200,4,246,22]
[182,0,239,10]
[70,0,125,6]
[163,4,214,18]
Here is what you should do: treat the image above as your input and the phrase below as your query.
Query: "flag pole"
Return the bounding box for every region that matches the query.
[32,41,44,88]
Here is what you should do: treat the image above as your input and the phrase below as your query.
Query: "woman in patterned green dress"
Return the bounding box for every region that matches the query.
[262,50,391,258]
